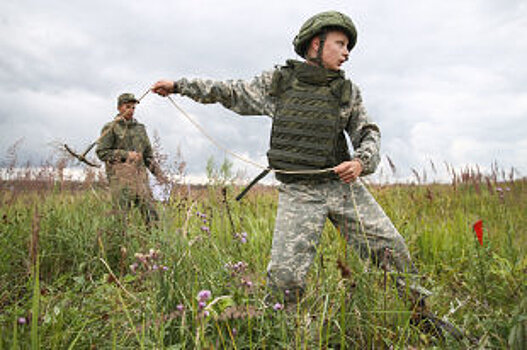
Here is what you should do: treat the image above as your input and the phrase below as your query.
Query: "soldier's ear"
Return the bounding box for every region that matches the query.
[305,36,320,58]
[310,36,321,52]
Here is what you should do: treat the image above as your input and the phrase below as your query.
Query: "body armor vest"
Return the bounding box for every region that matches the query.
[267,60,352,182]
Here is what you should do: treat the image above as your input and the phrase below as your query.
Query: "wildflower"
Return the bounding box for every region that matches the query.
[198,289,212,302]
[242,279,253,288]
[135,253,147,264]
[18,317,27,325]
[284,289,290,296]
[161,265,169,271]
[240,232,247,244]
[234,232,248,244]
[235,261,247,272]
[129,263,138,274]
[149,248,160,260]
[232,328,238,336]
[225,261,248,276]
[198,301,207,309]
[200,226,210,233]
[152,264,159,270]
[203,310,210,317]
[273,303,284,311]
[176,304,185,312]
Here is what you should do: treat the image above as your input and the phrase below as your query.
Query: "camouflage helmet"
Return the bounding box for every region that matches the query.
[293,11,357,57]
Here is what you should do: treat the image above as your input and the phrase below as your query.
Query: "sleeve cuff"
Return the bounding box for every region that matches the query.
[352,156,365,168]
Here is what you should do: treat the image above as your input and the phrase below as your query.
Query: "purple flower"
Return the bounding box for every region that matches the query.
[18,317,27,325]
[273,303,284,311]
[284,289,290,296]
[152,264,159,270]
[203,310,210,317]
[198,289,212,302]
[234,232,248,244]
[135,253,146,263]
[200,226,210,233]
[161,265,169,271]
[235,261,247,271]
[198,301,207,309]
[129,263,138,274]
[232,328,237,336]
[176,304,184,312]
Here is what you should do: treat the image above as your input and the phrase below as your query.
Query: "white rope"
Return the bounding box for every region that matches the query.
[165,95,335,176]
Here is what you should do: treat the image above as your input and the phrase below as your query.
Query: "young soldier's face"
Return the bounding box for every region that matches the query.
[118,102,137,120]
[321,30,350,71]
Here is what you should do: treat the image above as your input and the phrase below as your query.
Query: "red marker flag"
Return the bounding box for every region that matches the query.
[473,220,483,246]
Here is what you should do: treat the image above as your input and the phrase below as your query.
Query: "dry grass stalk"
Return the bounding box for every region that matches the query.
[29,205,40,274]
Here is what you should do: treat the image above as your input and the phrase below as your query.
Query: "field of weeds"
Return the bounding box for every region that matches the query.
[0,163,525,349]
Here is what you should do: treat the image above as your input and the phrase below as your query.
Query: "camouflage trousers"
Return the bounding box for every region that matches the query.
[109,163,158,226]
[266,178,431,303]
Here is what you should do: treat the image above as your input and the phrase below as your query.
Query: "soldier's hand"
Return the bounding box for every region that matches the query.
[156,174,170,184]
[151,80,175,97]
[127,151,143,163]
[334,160,363,183]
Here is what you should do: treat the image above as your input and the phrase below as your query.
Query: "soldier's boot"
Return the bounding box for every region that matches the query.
[410,298,466,343]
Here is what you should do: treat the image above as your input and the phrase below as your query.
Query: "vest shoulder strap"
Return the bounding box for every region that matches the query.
[270,61,296,97]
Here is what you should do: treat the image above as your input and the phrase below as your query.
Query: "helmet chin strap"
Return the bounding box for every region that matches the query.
[307,31,327,68]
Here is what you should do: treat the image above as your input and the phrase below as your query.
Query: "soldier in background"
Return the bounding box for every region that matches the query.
[96,93,165,226]
[152,11,464,340]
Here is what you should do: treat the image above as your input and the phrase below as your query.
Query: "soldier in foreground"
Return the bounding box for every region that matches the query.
[96,93,165,226]
[152,11,465,341]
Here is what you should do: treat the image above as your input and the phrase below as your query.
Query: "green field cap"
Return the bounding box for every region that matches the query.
[118,93,140,106]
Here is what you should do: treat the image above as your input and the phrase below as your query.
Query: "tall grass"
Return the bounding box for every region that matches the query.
[0,161,525,349]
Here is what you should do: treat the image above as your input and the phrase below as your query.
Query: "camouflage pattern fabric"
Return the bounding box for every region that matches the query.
[267,179,431,302]
[174,66,429,301]
[96,116,159,225]
[175,69,380,175]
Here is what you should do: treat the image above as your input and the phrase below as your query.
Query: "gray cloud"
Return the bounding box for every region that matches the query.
[1,0,526,181]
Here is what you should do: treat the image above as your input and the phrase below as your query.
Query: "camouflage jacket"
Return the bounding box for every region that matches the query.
[174,65,381,175]
[95,117,162,180]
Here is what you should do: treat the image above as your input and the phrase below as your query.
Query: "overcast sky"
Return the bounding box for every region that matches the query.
[1,0,526,184]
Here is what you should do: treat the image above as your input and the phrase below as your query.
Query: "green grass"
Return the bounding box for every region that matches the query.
[0,178,525,349]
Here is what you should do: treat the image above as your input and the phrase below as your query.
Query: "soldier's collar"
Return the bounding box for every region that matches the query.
[287,59,345,86]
